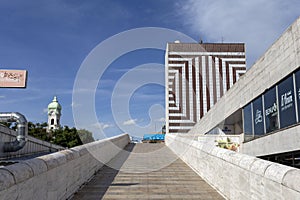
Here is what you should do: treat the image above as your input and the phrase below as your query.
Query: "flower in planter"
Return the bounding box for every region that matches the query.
[216,137,240,152]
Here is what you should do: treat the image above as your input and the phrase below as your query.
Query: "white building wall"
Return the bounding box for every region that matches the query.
[188,17,300,136]
[166,44,246,134]
[240,125,300,156]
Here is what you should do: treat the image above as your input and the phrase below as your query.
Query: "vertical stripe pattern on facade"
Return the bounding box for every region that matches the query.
[166,43,246,134]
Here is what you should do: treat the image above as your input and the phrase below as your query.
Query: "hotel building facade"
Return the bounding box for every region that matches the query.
[165,42,246,134]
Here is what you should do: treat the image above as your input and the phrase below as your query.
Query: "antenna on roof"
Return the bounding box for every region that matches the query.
[221,36,224,43]
[199,37,203,44]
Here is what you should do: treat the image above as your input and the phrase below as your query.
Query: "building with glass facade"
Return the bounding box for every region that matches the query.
[244,69,300,141]
[183,17,300,168]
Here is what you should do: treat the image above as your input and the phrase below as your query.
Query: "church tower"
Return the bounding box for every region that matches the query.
[47,96,62,132]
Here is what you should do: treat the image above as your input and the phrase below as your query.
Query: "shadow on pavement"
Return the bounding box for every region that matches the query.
[72,143,136,199]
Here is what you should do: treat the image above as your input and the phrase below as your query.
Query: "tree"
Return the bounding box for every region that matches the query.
[2,121,95,148]
[28,122,49,141]
[77,129,95,144]
[51,126,81,148]
[50,127,95,148]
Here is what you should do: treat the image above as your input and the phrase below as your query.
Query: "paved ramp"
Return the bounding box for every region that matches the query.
[72,143,224,200]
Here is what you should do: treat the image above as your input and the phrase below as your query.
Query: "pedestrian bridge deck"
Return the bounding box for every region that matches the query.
[72,143,224,200]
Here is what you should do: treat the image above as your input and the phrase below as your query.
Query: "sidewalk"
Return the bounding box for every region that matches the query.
[72,143,224,200]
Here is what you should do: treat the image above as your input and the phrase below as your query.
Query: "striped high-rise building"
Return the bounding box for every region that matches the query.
[165,42,246,134]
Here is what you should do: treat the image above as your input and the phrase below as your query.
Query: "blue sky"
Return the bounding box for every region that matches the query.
[0,0,299,140]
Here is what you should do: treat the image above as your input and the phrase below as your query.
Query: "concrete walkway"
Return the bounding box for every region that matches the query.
[72,143,224,200]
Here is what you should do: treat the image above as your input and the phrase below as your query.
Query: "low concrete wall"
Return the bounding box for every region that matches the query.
[0,125,64,159]
[166,134,300,200]
[0,133,130,200]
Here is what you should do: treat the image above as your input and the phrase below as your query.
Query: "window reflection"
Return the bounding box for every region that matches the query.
[295,70,300,121]
[253,97,264,135]
[264,87,279,133]
[242,68,300,142]
[278,75,296,128]
[243,103,253,141]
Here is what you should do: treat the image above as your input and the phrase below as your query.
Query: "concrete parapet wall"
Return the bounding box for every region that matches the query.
[166,134,300,200]
[0,125,64,159]
[0,133,130,200]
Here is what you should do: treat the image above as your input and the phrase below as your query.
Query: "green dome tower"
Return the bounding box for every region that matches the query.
[47,96,62,132]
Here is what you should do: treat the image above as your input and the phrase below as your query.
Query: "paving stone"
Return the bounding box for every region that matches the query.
[72,143,224,200]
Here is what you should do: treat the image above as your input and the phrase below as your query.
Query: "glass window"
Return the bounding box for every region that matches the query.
[278,75,296,128]
[264,87,279,133]
[253,96,264,135]
[243,103,253,141]
[295,69,300,121]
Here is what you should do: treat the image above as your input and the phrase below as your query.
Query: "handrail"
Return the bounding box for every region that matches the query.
[0,112,27,152]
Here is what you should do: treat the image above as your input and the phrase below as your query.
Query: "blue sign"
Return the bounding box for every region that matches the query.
[143,134,165,140]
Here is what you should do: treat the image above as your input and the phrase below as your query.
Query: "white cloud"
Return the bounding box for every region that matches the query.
[110,66,164,74]
[123,119,137,125]
[0,95,5,99]
[102,124,112,129]
[92,122,114,130]
[71,102,81,108]
[178,0,300,67]
[157,117,165,122]
[42,108,48,113]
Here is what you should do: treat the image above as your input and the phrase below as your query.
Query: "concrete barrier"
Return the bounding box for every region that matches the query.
[0,133,130,200]
[166,134,300,200]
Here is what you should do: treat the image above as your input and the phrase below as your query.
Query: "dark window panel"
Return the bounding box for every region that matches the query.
[278,75,296,128]
[243,103,253,141]
[264,87,279,133]
[253,96,264,135]
[295,69,300,122]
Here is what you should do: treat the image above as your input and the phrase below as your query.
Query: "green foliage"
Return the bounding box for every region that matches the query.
[28,122,50,141]
[1,121,95,148]
[26,122,95,148]
[51,126,81,148]
[77,129,95,144]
